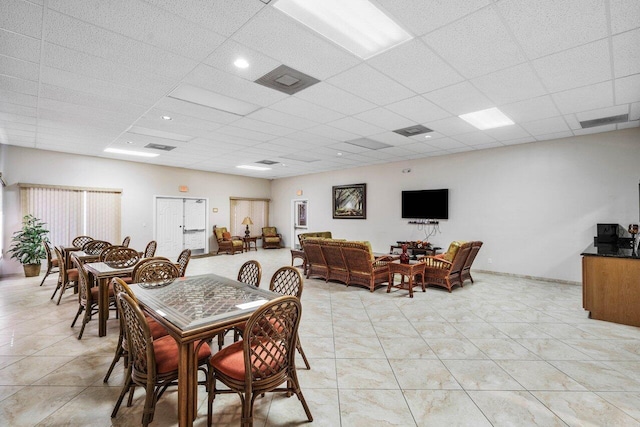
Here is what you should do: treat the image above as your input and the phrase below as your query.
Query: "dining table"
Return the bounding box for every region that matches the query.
[131,273,279,427]
[84,262,135,337]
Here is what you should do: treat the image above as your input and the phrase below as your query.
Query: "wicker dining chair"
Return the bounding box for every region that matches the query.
[112,292,211,426]
[51,246,79,305]
[143,240,157,258]
[72,235,93,249]
[132,257,179,284]
[176,249,191,277]
[102,247,140,269]
[70,254,115,339]
[39,240,59,286]
[83,239,111,255]
[103,278,169,383]
[269,266,311,370]
[207,295,312,427]
[121,236,131,247]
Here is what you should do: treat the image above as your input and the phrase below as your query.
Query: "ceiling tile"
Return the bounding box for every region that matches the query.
[402,141,445,154]
[0,89,37,108]
[615,74,640,104]
[368,131,415,146]
[573,124,617,136]
[617,120,639,129]
[0,28,40,63]
[203,39,281,82]
[551,81,614,115]
[472,63,547,105]
[496,0,607,59]
[0,52,39,82]
[0,74,38,96]
[630,102,640,121]
[0,0,42,38]
[155,97,241,125]
[232,7,360,80]
[293,82,376,116]
[532,39,611,93]
[575,105,630,122]
[40,84,146,117]
[609,0,640,34]
[535,131,574,141]
[269,97,345,124]
[326,64,415,106]
[500,95,561,123]
[426,137,469,150]
[367,39,464,93]
[246,108,318,131]
[423,7,526,79]
[354,108,414,130]
[423,81,494,115]
[327,117,386,137]
[0,102,36,117]
[228,117,296,137]
[612,28,640,78]
[386,96,451,123]
[501,136,536,146]
[305,124,360,142]
[521,116,571,135]
[563,114,582,130]
[484,124,532,141]
[376,0,491,36]
[213,125,276,143]
[453,132,496,146]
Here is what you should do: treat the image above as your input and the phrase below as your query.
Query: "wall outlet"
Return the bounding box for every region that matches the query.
[488,258,493,264]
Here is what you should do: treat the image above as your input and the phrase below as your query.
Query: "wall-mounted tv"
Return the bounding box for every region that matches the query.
[402,189,449,219]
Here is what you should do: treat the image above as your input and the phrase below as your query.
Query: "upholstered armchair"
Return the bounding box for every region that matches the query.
[422,241,472,292]
[214,227,243,255]
[262,226,282,249]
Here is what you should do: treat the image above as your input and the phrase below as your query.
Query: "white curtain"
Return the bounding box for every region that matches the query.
[230,199,269,237]
[85,191,121,243]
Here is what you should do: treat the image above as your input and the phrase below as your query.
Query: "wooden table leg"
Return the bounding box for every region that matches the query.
[98,277,108,337]
[177,341,197,427]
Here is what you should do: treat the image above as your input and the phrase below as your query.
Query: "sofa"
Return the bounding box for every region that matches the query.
[298,231,332,247]
[302,238,395,292]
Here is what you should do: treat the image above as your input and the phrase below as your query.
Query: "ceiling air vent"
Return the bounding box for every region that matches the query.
[580,114,628,129]
[145,143,176,151]
[345,138,392,150]
[256,159,279,165]
[393,125,433,137]
[255,65,320,95]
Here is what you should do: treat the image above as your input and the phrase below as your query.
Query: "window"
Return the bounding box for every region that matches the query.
[19,184,122,245]
[230,198,269,237]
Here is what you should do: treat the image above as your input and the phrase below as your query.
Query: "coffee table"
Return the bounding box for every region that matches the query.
[387,260,425,298]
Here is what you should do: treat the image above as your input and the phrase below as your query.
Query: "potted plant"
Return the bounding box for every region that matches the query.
[8,214,50,277]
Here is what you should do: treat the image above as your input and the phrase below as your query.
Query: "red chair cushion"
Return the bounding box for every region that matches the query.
[211,339,286,381]
[145,315,169,339]
[153,336,211,374]
[51,259,59,267]
[67,269,79,281]
[90,282,114,299]
[122,276,133,284]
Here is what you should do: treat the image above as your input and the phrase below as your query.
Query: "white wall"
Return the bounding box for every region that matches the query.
[270,128,640,283]
[0,146,271,276]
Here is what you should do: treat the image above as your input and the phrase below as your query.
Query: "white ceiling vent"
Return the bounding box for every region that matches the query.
[393,125,433,137]
[255,65,320,95]
[580,114,628,129]
[145,143,176,151]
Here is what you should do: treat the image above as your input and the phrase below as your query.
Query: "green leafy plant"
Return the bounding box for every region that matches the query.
[8,214,49,265]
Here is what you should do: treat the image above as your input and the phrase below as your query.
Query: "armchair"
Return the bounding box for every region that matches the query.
[262,226,283,249]
[214,227,243,255]
[421,241,472,292]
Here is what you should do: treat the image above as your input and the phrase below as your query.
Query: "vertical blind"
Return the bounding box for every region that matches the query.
[19,184,122,246]
[230,198,269,237]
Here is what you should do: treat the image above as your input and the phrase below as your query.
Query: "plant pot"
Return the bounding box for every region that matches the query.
[23,264,41,277]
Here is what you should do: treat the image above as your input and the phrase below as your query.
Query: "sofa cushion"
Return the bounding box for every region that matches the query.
[222,231,232,241]
[442,241,466,262]
[263,227,277,237]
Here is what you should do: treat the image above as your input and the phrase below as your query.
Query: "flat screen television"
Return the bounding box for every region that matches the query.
[402,189,449,219]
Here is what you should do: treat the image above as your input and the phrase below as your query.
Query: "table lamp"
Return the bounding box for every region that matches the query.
[241,217,253,238]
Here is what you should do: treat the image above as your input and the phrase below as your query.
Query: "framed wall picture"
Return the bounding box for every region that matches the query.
[295,200,308,228]
[333,183,366,219]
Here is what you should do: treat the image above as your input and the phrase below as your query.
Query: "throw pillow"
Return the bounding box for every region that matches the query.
[222,232,231,241]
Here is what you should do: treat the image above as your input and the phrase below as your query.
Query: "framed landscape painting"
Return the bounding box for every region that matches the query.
[333,183,366,219]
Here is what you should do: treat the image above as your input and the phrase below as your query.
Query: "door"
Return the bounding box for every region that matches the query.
[156,198,183,257]
[183,199,206,254]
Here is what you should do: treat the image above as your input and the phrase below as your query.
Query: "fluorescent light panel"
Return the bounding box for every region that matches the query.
[459,107,514,130]
[104,148,159,158]
[236,165,272,171]
[169,84,260,116]
[274,0,412,59]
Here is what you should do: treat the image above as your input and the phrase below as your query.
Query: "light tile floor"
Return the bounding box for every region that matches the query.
[1,248,640,426]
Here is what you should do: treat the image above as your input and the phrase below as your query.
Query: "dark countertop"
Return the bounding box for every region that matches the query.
[581,243,639,259]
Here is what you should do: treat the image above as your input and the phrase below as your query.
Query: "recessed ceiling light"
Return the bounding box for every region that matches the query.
[459,107,514,130]
[236,165,272,171]
[161,115,172,121]
[126,141,134,144]
[337,152,343,156]
[104,148,159,158]
[234,58,249,69]
[424,135,432,139]
[274,0,412,59]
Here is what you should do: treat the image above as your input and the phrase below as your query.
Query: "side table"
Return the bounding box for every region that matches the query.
[243,236,258,252]
[387,260,425,298]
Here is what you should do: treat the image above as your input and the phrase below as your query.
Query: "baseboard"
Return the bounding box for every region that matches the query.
[475,269,580,286]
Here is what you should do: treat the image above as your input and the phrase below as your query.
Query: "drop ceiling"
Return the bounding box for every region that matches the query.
[0,0,638,179]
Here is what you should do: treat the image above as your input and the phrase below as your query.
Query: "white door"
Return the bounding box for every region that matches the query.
[156,198,184,257]
[183,199,206,255]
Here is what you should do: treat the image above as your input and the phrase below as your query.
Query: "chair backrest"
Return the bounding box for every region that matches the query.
[83,240,111,255]
[463,241,483,271]
[237,260,261,287]
[143,240,157,258]
[176,249,191,277]
[242,295,301,382]
[269,266,303,298]
[42,239,54,263]
[99,245,124,261]
[132,257,179,283]
[72,254,91,304]
[103,247,140,268]
[121,236,131,247]
[116,292,155,379]
[303,241,325,265]
[53,246,69,281]
[112,277,136,302]
[262,227,278,237]
[341,247,373,273]
[450,242,472,274]
[72,235,93,248]
[214,227,228,242]
[320,244,347,271]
